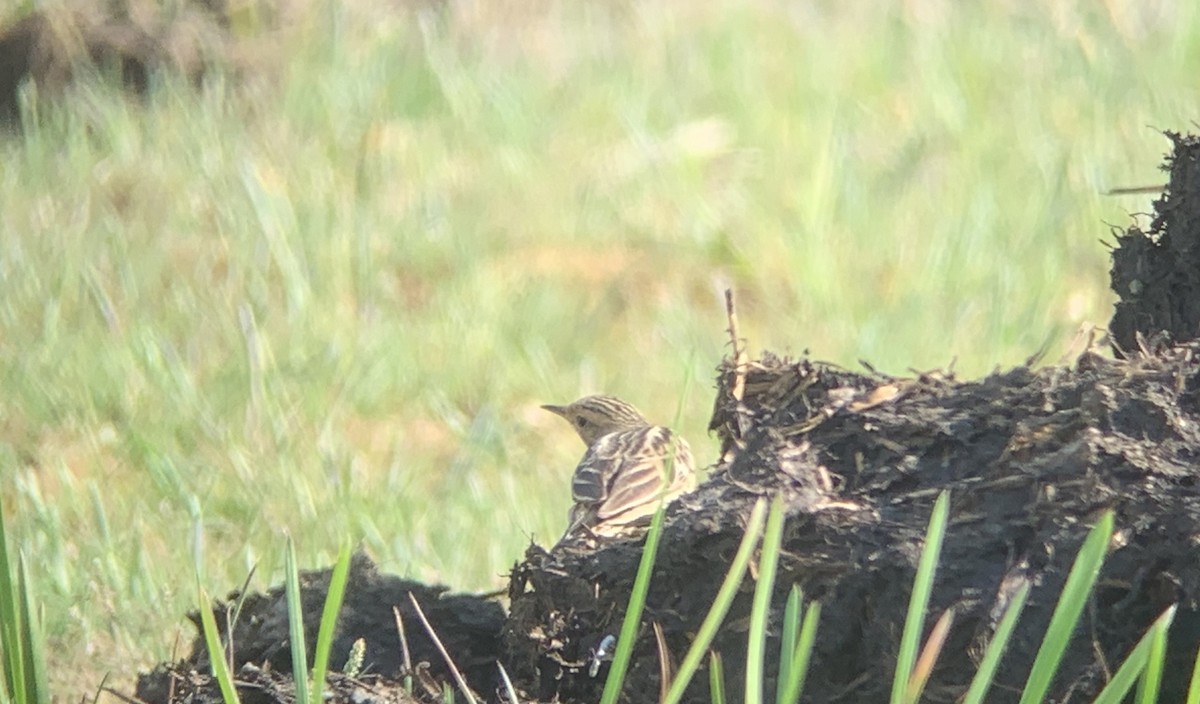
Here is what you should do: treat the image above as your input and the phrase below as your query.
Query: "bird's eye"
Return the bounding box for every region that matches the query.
[576,416,589,427]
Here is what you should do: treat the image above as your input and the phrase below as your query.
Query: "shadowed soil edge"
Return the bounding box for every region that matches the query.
[133,135,1200,704]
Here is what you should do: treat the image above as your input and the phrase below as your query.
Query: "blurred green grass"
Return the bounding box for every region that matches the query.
[0,0,1193,696]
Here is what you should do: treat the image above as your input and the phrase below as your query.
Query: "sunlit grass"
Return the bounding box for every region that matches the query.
[0,0,1195,697]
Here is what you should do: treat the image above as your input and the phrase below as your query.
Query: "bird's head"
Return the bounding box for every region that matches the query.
[541,395,651,445]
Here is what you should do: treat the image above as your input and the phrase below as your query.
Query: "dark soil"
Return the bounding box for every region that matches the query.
[133,134,1200,704]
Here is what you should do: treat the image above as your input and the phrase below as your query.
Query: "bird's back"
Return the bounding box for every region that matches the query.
[567,424,696,537]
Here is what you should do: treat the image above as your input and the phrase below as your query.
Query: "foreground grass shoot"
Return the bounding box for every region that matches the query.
[776,587,820,704]
[891,491,950,704]
[1018,511,1114,704]
[283,541,352,704]
[14,558,46,704]
[960,578,1031,704]
[1091,606,1176,704]
[777,586,803,702]
[1189,641,1200,704]
[599,502,669,704]
[708,652,727,704]
[0,501,49,704]
[1132,606,1172,704]
[746,495,786,704]
[662,498,769,704]
[310,545,352,704]
[196,583,240,704]
[284,538,310,704]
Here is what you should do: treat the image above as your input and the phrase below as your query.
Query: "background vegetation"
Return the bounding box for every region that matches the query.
[0,0,1194,696]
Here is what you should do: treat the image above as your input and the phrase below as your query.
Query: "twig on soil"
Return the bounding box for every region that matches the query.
[213,564,256,686]
[1056,324,1099,367]
[391,606,414,694]
[496,661,521,704]
[724,289,747,404]
[652,621,673,702]
[89,672,110,704]
[100,685,151,704]
[723,288,753,458]
[1104,184,1165,195]
[406,592,481,704]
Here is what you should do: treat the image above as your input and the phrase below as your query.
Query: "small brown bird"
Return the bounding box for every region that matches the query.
[542,395,696,539]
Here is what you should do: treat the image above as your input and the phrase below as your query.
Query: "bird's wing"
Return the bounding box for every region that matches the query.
[572,426,694,525]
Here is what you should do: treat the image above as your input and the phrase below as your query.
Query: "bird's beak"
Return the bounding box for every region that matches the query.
[541,404,567,417]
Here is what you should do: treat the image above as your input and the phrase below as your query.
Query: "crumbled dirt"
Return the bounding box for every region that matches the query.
[132,134,1200,704]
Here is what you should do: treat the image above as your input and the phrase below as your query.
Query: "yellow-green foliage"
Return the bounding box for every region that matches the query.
[0,0,1195,696]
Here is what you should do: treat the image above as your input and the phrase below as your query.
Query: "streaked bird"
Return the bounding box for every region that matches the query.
[542,395,696,540]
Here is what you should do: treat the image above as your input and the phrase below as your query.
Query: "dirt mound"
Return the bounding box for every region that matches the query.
[510,345,1200,702]
[0,1,244,127]
[135,552,505,703]
[1110,131,1200,355]
[132,133,1200,704]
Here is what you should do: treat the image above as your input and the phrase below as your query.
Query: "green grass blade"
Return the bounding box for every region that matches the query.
[746,495,786,704]
[310,544,352,704]
[1092,605,1176,704]
[600,502,667,704]
[709,651,727,704]
[197,582,241,704]
[1133,604,1170,704]
[777,600,821,704]
[960,579,1031,704]
[0,500,26,704]
[776,586,801,704]
[890,490,950,704]
[283,537,310,704]
[15,555,47,704]
[1018,511,1113,704]
[1186,639,1200,704]
[663,498,769,704]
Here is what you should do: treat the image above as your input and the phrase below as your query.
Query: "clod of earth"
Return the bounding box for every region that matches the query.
[134,134,1200,703]
[0,1,243,128]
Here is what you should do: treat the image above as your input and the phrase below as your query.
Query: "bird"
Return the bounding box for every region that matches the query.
[542,394,697,540]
